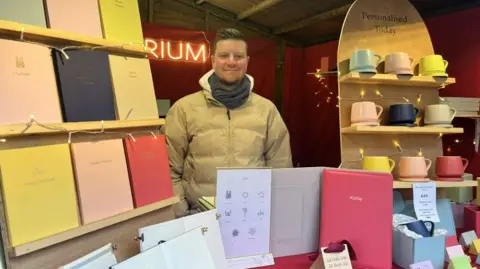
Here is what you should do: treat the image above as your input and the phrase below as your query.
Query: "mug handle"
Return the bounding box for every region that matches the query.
[449,107,457,121]
[443,60,449,69]
[388,159,395,172]
[375,105,384,119]
[413,108,419,117]
[462,158,469,170]
[423,220,435,237]
[374,54,382,67]
[425,158,432,171]
[409,57,415,68]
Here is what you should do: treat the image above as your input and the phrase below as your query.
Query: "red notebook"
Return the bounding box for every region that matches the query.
[320,169,393,269]
[124,135,174,207]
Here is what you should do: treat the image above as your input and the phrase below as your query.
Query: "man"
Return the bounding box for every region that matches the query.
[164,28,292,217]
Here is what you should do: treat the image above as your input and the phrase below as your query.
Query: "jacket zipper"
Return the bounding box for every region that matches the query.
[226,109,231,166]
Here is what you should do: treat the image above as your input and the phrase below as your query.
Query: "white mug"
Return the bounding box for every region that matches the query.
[424,104,456,125]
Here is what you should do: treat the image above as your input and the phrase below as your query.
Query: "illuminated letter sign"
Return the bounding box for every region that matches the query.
[145,38,207,63]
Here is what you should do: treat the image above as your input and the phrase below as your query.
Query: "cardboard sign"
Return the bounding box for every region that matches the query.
[320,244,353,269]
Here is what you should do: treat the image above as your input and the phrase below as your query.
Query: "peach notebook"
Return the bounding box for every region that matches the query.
[44,0,103,38]
[0,39,63,125]
[98,0,144,44]
[0,144,79,246]
[109,56,159,120]
[71,139,134,224]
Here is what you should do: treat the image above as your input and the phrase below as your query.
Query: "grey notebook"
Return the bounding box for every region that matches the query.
[0,0,47,27]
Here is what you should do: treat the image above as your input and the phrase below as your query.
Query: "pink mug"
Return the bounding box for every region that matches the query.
[399,156,432,181]
[385,52,414,75]
[351,101,383,124]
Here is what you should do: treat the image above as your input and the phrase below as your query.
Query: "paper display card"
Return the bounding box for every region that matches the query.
[413,182,440,222]
[108,55,159,120]
[53,50,116,122]
[124,135,174,207]
[44,0,103,37]
[71,139,134,224]
[0,0,47,27]
[0,39,63,125]
[59,244,117,269]
[138,210,228,269]
[227,254,275,269]
[98,0,144,44]
[216,168,272,259]
[320,244,353,269]
[113,227,216,269]
[0,144,79,246]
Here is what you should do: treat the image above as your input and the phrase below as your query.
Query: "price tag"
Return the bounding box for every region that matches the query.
[409,260,434,269]
[413,182,440,222]
[320,244,353,269]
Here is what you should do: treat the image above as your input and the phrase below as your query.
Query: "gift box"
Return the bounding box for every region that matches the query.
[464,206,480,237]
[400,199,456,236]
[393,229,446,269]
[446,173,473,203]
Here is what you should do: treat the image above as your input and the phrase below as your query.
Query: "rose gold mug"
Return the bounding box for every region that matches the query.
[351,101,383,125]
[399,156,432,181]
[385,52,414,75]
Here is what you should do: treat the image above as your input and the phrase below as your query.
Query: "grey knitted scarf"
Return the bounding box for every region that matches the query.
[208,73,251,110]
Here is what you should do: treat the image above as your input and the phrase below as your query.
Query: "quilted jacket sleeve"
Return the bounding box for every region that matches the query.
[264,105,293,168]
[164,102,189,217]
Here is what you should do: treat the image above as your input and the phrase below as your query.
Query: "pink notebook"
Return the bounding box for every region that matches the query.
[71,139,134,224]
[320,169,393,269]
[44,0,103,38]
[0,39,62,125]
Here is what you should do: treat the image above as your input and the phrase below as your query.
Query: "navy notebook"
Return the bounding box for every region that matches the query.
[53,50,116,122]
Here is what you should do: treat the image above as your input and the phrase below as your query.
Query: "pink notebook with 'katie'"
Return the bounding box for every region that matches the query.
[0,39,63,125]
[71,139,134,224]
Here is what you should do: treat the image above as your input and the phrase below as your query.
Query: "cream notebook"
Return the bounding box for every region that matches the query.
[71,139,134,224]
[0,144,79,246]
[98,0,144,44]
[45,0,103,38]
[0,39,63,125]
[109,56,159,120]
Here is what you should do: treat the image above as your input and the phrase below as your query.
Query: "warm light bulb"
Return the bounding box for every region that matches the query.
[416,94,422,104]
[455,139,460,143]
[417,150,423,156]
[359,148,364,158]
[375,89,383,97]
[393,140,400,147]
[360,89,366,98]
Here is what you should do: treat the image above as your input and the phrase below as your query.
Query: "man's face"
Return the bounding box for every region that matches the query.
[211,39,249,84]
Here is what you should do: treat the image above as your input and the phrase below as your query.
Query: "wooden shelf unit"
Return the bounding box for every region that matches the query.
[341,125,463,134]
[0,119,165,138]
[339,72,455,87]
[0,20,149,56]
[9,196,179,257]
[393,180,477,189]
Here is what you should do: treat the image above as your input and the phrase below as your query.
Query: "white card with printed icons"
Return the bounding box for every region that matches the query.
[216,168,272,259]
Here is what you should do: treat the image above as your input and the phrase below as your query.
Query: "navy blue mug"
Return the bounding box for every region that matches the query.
[400,220,435,237]
[389,104,419,124]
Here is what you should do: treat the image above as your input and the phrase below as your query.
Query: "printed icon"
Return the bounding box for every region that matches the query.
[226,190,232,199]
[201,227,209,235]
[243,208,248,218]
[232,229,239,237]
[15,56,25,68]
[257,210,264,216]
[249,228,256,236]
[258,191,264,198]
[225,209,232,216]
[242,192,249,198]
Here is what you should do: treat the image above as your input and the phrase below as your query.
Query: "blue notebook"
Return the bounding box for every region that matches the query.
[53,50,116,122]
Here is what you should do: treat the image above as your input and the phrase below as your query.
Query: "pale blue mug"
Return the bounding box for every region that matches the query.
[349,49,382,73]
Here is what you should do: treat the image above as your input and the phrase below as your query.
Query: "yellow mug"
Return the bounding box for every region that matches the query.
[419,55,448,76]
[362,156,395,172]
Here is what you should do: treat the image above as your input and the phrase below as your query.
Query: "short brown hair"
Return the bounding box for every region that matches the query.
[212,28,247,54]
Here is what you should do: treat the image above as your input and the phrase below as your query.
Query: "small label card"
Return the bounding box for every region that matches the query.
[446,245,465,261]
[413,182,440,222]
[409,260,434,269]
[320,245,353,269]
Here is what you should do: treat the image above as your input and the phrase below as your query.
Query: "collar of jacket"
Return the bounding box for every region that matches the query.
[198,69,255,108]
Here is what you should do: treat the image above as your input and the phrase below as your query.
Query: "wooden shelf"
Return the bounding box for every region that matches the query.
[341,125,463,134]
[0,119,165,138]
[455,115,480,118]
[339,72,455,87]
[0,20,148,56]
[9,196,179,257]
[393,181,477,189]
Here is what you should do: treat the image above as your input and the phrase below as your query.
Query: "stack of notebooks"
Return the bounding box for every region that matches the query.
[198,196,216,211]
[440,97,480,116]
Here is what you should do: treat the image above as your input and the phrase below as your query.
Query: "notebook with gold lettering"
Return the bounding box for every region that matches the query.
[0,0,47,27]
[109,56,158,120]
[98,0,143,44]
[71,139,134,224]
[0,144,79,246]
[45,0,103,38]
[0,39,63,125]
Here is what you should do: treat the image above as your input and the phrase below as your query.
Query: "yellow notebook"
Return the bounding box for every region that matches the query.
[98,0,144,44]
[0,144,79,246]
[109,55,159,120]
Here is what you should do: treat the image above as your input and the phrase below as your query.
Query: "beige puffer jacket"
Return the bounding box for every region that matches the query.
[164,70,292,216]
